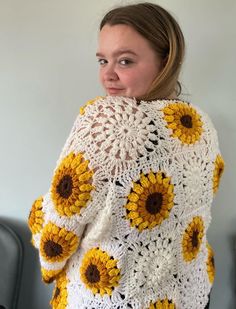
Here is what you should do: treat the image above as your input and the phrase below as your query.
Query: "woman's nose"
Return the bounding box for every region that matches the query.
[103,65,119,81]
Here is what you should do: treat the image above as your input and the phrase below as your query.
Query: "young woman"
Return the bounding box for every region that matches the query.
[28,3,224,308]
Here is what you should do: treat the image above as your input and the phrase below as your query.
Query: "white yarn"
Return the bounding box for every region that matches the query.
[81,197,113,250]
[31,96,223,309]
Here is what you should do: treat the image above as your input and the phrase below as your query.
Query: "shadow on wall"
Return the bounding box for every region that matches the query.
[0,216,52,309]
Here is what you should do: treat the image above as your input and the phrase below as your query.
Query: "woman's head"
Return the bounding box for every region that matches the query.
[97,2,185,100]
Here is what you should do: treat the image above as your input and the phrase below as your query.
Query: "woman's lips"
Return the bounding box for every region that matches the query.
[106,88,124,95]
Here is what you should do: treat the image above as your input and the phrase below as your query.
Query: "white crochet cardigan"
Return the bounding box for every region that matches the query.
[28,96,224,309]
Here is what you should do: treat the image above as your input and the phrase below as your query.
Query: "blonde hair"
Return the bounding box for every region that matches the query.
[100,2,185,100]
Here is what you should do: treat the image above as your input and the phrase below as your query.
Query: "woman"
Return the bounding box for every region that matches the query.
[28,3,224,308]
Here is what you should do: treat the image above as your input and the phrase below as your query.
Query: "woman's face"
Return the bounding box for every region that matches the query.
[97,24,163,98]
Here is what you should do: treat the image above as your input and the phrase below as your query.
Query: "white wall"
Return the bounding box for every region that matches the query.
[0,0,235,308]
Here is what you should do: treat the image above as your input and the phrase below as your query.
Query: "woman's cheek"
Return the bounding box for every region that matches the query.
[120,71,137,87]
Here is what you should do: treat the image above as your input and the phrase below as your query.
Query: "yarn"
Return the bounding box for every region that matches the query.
[28,96,224,309]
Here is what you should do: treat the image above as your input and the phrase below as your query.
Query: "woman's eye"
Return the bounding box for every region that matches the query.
[119,59,133,65]
[98,59,107,65]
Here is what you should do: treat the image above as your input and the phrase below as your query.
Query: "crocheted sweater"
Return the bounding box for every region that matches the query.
[28,96,225,309]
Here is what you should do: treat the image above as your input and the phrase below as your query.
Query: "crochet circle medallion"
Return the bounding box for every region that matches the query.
[162,102,203,144]
[50,152,95,217]
[40,222,79,263]
[28,196,44,235]
[50,271,68,309]
[125,170,175,231]
[80,247,121,296]
[182,216,204,262]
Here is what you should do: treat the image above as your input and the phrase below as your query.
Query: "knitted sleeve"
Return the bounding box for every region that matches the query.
[27,96,109,283]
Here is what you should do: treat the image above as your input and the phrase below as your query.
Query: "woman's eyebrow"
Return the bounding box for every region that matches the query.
[96,49,138,57]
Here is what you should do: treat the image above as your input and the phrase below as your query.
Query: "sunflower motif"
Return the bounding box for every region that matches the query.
[213,154,225,194]
[79,96,104,115]
[41,268,62,284]
[149,298,175,309]
[125,170,175,232]
[182,216,204,262]
[40,222,79,263]
[51,152,95,217]
[50,271,68,309]
[80,247,121,296]
[206,243,215,284]
[162,102,203,144]
[28,196,44,235]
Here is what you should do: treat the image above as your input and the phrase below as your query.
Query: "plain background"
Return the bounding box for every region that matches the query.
[0,0,235,308]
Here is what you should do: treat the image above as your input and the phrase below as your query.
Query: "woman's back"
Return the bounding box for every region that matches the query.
[30,96,223,308]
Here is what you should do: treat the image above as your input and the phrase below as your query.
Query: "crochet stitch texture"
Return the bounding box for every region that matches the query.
[28,96,224,309]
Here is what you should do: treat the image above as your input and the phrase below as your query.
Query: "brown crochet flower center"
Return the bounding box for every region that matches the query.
[218,168,223,177]
[85,264,100,283]
[146,192,163,214]
[44,240,63,257]
[211,256,215,267]
[57,175,73,198]
[181,115,193,128]
[192,230,199,248]
[54,287,60,298]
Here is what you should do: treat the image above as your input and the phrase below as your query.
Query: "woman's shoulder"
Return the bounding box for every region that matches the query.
[78,96,217,127]
[78,96,219,141]
[71,96,222,178]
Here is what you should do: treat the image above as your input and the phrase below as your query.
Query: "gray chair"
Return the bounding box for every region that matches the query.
[0,217,52,309]
[0,220,23,309]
